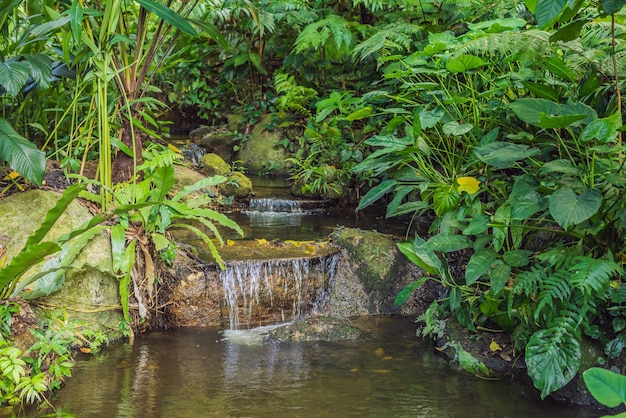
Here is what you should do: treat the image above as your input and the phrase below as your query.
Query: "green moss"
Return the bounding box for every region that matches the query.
[217,171,253,197]
[332,228,399,291]
[200,153,231,176]
[236,114,291,174]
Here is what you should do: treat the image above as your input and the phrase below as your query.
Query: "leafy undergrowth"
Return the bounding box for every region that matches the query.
[0,300,107,409]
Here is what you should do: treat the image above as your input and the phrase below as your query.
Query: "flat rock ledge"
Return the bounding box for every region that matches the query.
[267,317,362,342]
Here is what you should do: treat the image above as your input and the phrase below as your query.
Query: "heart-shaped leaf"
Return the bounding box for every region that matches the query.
[549,188,602,229]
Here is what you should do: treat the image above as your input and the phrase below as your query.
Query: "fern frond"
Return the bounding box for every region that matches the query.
[293,15,354,53]
[138,146,183,173]
[534,269,572,323]
[456,29,551,60]
[569,256,622,299]
[352,22,421,62]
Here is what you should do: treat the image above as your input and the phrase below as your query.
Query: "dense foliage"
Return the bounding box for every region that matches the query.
[2,0,626,404]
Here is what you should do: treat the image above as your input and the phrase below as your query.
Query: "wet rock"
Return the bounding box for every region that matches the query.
[327,227,435,318]
[171,164,213,197]
[268,316,361,342]
[200,153,231,177]
[235,114,291,175]
[0,190,122,339]
[218,171,253,197]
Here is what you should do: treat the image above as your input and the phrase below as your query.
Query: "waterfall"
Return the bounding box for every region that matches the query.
[248,198,304,213]
[219,253,340,329]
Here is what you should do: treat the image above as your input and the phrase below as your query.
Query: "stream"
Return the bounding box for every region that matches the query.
[16,317,597,417]
[2,174,601,417]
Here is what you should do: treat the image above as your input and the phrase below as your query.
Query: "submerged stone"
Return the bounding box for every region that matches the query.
[267,316,361,342]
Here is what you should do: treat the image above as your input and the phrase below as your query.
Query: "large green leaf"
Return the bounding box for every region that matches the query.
[0,61,30,96]
[537,112,586,128]
[0,242,61,289]
[397,238,441,275]
[535,0,567,27]
[580,112,621,143]
[133,0,198,36]
[445,55,486,73]
[433,184,461,216]
[0,118,46,185]
[549,188,602,229]
[465,248,497,285]
[526,321,581,398]
[394,277,429,306]
[474,142,539,168]
[189,18,229,50]
[442,121,473,136]
[602,0,626,14]
[510,98,562,126]
[582,367,626,408]
[23,54,52,90]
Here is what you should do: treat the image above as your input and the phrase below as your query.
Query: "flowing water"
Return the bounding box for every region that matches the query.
[10,316,597,418]
[2,172,600,417]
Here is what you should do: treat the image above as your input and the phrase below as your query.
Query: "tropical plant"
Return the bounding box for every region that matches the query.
[583,367,626,416]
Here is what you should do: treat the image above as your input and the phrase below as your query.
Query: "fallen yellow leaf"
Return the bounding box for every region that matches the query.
[489,339,502,353]
[457,176,480,194]
[3,171,20,181]
[79,347,91,354]
[226,240,236,246]
[374,347,384,357]
[255,238,269,246]
[167,143,183,154]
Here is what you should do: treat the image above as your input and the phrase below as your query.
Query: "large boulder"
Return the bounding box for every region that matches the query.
[235,114,291,175]
[218,171,253,198]
[0,190,122,338]
[200,153,231,177]
[326,227,436,318]
[189,126,236,163]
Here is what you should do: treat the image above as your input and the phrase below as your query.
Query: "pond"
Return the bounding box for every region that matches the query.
[12,317,598,417]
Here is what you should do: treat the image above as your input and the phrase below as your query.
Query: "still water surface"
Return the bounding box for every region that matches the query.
[22,317,598,417]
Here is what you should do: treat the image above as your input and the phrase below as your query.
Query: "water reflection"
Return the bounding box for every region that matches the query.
[12,317,598,418]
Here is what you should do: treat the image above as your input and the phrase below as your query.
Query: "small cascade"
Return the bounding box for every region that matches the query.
[180,142,207,165]
[248,198,304,213]
[219,253,340,329]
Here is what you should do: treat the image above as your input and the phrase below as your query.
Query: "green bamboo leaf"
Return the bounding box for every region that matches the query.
[173,223,225,269]
[188,18,229,50]
[394,277,429,306]
[356,180,397,211]
[0,118,46,185]
[583,367,626,408]
[69,0,83,44]
[133,0,198,36]
[549,19,589,42]
[466,248,497,285]
[549,188,602,229]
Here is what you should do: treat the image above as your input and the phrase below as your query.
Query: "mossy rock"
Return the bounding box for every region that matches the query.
[235,114,291,175]
[0,190,122,339]
[217,171,253,197]
[331,227,400,292]
[200,153,231,177]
